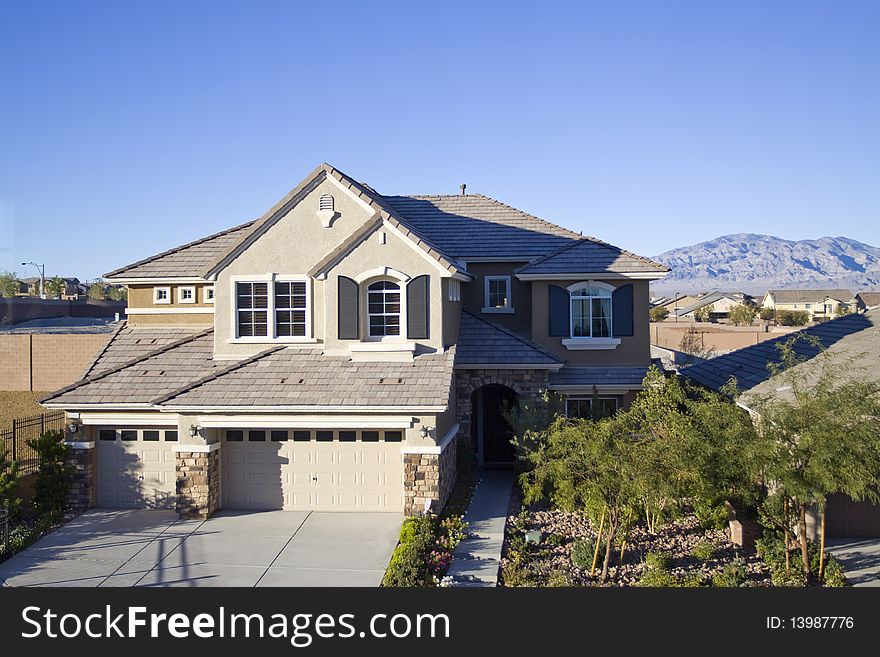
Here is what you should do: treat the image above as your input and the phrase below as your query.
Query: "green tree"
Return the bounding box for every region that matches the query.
[693,304,714,322]
[106,285,127,301]
[759,307,775,322]
[0,271,20,298]
[776,310,810,326]
[87,282,106,301]
[750,337,880,579]
[728,304,757,326]
[679,326,715,363]
[43,276,66,299]
[0,448,21,518]
[27,430,70,522]
[834,303,853,318]
[649,306,670,322]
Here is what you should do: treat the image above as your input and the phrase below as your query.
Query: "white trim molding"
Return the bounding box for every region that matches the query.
[456,362,564,370]
[197,415,415,429]
[126,307,214,315]
[78,413,179,426]
[561,337,621,350]
[516,271,668,281]
[153,287,171,304]
[353,266,410,284]
[401,423,459,455]
[171,443,222,453]
[64,441,95,449]
[111,277,208,284]
[177,285,197,303]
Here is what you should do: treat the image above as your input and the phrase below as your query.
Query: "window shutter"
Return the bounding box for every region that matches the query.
[612,283,634,337]
[406,275,430,340]
[338,276,359,339]
[549,285,570,336]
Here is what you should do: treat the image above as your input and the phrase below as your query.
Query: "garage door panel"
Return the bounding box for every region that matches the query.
[223,433,404,512]
[97,433,176,510]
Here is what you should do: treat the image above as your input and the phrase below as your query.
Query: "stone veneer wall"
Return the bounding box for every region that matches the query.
[65,445,96,511]
[403,432,458,516]
[175,447,220,519]
[454,368,551,462]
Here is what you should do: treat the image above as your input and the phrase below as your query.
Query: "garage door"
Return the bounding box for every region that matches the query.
[826,493,880,538]
[96,428,177,509]
[222,429,404,511]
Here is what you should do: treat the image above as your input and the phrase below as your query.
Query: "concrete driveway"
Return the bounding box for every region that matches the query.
[0,509,402,587]
[827,538,880,587]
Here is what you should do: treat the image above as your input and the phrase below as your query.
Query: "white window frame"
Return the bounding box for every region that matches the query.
[229,274,314,343]
[153,286,171,304]
[448,278,461,302]
[482,275,513,314]
[177,286,196,304]
[561,280,621,350]
[366,279,406,340]
[204,286,215,303]
[565,396,619,419]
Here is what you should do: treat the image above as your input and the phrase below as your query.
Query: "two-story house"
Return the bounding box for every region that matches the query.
[761,289,855,320]
[41,163,668,518]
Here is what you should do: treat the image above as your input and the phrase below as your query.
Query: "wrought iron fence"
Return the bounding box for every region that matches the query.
[0,503,8,558]
[0,410,65,475]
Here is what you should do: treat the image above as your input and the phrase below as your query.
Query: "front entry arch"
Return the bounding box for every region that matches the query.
[471,384,518,465]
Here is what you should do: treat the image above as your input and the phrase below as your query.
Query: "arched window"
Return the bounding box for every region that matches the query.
[368,280,401,337]
[570,283,613,338]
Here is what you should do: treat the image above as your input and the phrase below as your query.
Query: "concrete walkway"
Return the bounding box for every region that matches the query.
[446,469,513,587]
[827,538,880,587]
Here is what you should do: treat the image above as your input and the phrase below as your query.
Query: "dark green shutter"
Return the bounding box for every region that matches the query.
[612,283,634,337]
[338,276,359,339]
[549,285,570,336]
[406,275,430,340]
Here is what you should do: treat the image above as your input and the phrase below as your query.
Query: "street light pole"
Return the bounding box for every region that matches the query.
[21,261,45,299]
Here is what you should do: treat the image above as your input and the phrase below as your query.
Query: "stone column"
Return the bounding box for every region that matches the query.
[64,441,96,512]
[403,426,459,516]
[174,443,221,519]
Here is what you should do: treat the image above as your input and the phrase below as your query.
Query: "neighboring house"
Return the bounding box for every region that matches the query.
[681,310,880,538]
[675,291,752,320]
[40,162,668,519]
[856,291,880,313]
[652,293,701,316]
[20,276,81,298]
[761,289,855,320]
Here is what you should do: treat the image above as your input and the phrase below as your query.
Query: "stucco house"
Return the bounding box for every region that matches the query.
[761,289,855,320]
[41,163,667,519]
[674,291,752,321]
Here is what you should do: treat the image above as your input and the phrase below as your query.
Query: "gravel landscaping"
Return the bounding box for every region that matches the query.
[500,504,773,587]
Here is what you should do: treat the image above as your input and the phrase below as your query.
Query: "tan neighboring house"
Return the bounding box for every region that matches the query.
[652,294,701,315]
[40,163,667,519]
[856,291,880,313]
[675,291,752,320]
[761,289,855,320]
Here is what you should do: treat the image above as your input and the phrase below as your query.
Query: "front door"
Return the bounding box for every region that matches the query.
[474,385,518,465]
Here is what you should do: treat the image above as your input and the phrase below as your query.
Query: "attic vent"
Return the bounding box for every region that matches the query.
[317,194,337,227]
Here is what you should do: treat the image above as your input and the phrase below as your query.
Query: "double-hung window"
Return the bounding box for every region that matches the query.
[570,284,612,338]
[368,280,401,337]
[275,281,308,337]
[236,282,269,337]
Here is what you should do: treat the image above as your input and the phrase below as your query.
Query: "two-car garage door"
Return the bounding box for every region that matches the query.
[221,429,404,512]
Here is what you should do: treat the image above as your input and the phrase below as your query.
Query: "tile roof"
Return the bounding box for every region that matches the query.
[856,292,880,308]
[674,291,746,316]
[104,221,255,279]
[548,366,652,388]
[766,289,855,304]
[456,311,563,367]
[383,194,581,259]
[680,310,878,395]
[41,330,218,406]
[156,347,456,408]
[514,238,668,276]
[81,324,206,377]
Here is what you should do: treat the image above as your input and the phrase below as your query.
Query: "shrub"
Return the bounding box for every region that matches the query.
[822,557,848,587]
[501,561,541,587]
[383,515,437,587]
[691,541,718,562]
[776,310,810,326]
[0,448,21,519]
[546,532,564,547]
[546,569,576,587]
[571,537,603,569]
[756,531,844,587]
[649,306,670,322]
[728,304,757,326]
[644,551,672,570]
[638,567,678,587]
[712,559,749,587]
[693,499,730,530]
[693,304,714,323]
[759,307,775,321]
[27,430,69,522]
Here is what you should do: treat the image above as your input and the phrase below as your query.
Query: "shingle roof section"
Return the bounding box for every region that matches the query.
[383,195,582,259]
[857,292,880,308]
[105,221,255,279]
[42,331,218,406]
[767,289,855,304]
[675,291,747,316]
[680,311,877,394]
[549,366,651,388]
[456,311,562,367]
[81,324,206,377]
[157,347,456,408]
[514,237,668,276]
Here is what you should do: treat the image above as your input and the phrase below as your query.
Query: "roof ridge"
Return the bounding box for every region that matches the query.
[79,321,128,378]
[104,220,256,278]
[40,327,215,403]
[461,309,562,363]
[513,238,590,272]
[151,344,286,405]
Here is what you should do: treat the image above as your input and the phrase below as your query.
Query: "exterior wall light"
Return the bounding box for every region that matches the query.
[419,426,432,439]
[188,424,201,438]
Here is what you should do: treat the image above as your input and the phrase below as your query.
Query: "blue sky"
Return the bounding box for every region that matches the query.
[1,1,878,280]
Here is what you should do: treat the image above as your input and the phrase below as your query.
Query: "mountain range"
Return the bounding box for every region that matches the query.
[650,234,880,295]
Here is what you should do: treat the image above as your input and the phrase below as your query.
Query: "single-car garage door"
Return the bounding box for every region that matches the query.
[96,427,178,509]
[222,429,404,511]
[826,493,880,538]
